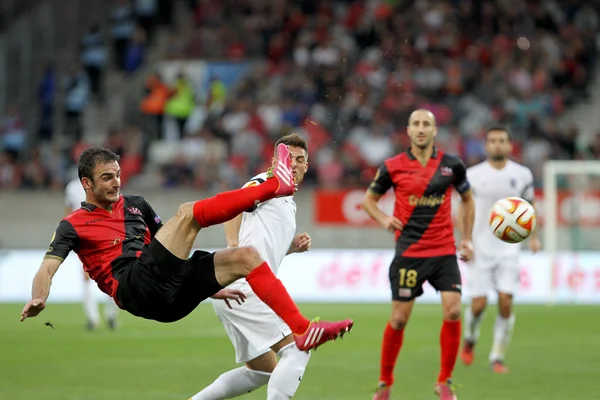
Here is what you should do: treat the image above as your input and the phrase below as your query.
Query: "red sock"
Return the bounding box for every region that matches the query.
[192,179,279,227]
[438,319,461,383]
[380,322,405,386]
[246,263,310,334]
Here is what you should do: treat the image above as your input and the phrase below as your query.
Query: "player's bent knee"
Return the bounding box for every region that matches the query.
[443,303,461,321]
[230,246,263,278]
[498,293,513,318]
[389,318,408,330]
[390,310,410,329]
[471,296,487,315]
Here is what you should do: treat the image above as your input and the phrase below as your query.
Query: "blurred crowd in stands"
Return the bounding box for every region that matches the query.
[2,0,600,191]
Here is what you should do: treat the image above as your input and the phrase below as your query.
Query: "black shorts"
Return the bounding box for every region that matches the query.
[116,239,223,323]
[389,255,462,301]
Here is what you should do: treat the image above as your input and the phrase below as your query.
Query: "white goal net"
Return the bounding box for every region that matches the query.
[542,160,600,303]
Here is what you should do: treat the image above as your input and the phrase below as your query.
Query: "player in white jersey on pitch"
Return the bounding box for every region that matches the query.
[65,177,119,330]
[460,126,541,373]
[191,133,312,400]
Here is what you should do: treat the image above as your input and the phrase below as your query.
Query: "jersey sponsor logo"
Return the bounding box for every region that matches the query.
[408,194,446,207]
[127,207,143,216]
[441,166,453,176]
[85,216,109,226]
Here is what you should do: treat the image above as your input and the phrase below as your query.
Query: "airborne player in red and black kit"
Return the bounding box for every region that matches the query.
[363,109,475,400]
[21,145,353,352]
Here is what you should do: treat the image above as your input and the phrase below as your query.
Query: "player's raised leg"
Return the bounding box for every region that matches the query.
[373,299,415,400]
[152,144,351,350]
[489,291,515,373]
[435,291,461,400]
[155,143,296,261]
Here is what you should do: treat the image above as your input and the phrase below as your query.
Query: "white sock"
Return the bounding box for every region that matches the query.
[489,314,516,362]
[104,297,118,321]
[191,367,271,400]
[83,280,100,326]
[464,307,485,343]
[267,343,311,400]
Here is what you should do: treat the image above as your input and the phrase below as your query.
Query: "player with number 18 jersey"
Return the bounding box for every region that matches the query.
[363,109,475,400]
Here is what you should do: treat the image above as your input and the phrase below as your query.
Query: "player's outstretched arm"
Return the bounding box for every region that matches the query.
[21,257,63,321]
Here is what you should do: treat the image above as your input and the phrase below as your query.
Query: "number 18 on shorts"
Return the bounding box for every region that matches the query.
[389,255,463,301]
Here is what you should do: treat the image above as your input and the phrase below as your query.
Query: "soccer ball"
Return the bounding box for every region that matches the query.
[488,197,536,244]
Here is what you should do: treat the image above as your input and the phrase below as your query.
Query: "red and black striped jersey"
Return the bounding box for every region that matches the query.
[369,147,470,258]
[45,195,163,298]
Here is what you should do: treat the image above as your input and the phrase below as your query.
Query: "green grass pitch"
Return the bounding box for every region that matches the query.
[1,303,598,400]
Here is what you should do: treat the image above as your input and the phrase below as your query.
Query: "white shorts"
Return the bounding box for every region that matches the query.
[212,281,292,364]
[467,254,520,298]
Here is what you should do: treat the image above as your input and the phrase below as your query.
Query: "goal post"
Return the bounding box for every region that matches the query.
[543,160,600,304]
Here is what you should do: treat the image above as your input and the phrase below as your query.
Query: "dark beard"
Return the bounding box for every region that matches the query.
[490,154,506,162]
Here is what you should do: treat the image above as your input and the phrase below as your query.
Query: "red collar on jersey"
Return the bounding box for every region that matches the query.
[406,146,438,160]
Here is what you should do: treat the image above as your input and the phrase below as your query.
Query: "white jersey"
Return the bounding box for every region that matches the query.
[468,160,534,257]
[65,178,86,211]
[233,173,297,283]
[215,172,297,363]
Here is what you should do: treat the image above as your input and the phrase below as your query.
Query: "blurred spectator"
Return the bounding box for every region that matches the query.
[161,153,195,188]
[140,73,171,140]
[164,72,196,138]
[589,134,600,159]
[124,27,147,74]
[37,64,56,142]
[81,25,108,102]
[111,0,136,71]
[20,148,51,189]
[1,105,26,158]
[134,0,158,43]
[0,151,20,189]
[63,63,90,143]
[207,76,227,116]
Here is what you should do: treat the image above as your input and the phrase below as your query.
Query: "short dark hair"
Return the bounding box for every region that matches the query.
[275,133,308,159]
[486,125,512,141]
[77,147,120,181]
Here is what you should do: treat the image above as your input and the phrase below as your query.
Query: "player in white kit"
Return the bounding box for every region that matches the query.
[191,133,312,400]
[65,177,119,330]
[460,127,541,372]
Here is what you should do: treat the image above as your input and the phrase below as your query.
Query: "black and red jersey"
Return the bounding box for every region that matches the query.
[369,147,470,258]
[45,195,163,298]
